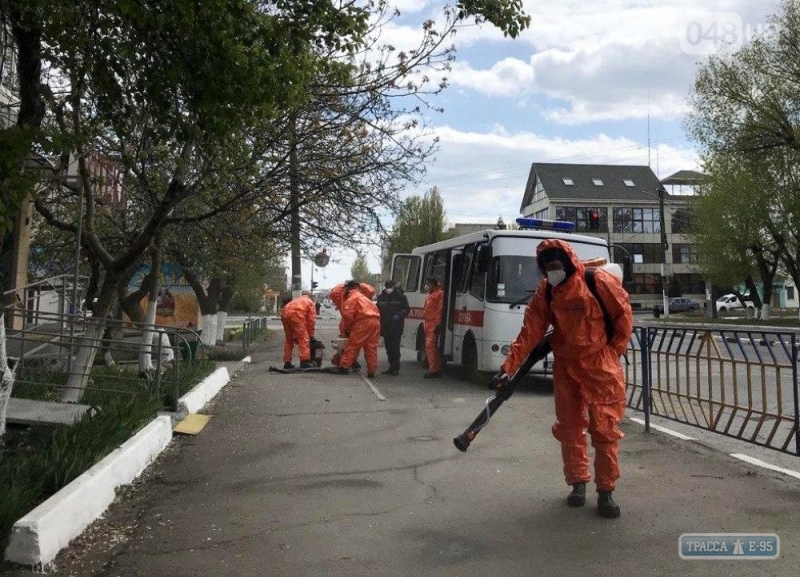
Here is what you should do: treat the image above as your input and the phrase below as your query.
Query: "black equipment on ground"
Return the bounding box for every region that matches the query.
[310,338,325,367]
[453,330,554,452]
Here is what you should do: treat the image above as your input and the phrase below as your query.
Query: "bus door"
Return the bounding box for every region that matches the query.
[443,248,466,359]
[450,243,477,363]
[391,253,422,351]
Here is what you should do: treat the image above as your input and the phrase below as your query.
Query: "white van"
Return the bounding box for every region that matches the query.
[715,293,754,311]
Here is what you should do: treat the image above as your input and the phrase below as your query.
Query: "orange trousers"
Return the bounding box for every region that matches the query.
[550,346,626,491]
[282,316,311,363]
[340,317,380,374]
[424,326,441,373]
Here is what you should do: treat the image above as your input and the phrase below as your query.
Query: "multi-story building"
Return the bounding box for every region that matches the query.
[519,163,703,309]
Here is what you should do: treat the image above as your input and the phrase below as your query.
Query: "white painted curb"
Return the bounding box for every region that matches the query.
[4,415,173,568]
[177,366,230,414]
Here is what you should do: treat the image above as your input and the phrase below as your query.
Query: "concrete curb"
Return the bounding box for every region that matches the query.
[4,415,173,568]
[177,366,231,414]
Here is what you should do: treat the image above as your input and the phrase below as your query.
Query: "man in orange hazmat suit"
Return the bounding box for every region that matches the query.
[498,239,633,518]
[280,290,317,369]
[422,277,444,378]
[330,281,380,377]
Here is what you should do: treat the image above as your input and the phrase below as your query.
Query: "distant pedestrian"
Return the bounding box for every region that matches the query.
[377,280,410,376]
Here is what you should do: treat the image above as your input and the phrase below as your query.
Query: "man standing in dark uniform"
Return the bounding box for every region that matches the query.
[376,280,410,376]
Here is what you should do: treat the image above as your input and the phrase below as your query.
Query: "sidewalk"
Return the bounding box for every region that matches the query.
[39,326,800,576]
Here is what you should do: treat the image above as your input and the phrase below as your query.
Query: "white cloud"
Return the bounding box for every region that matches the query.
[448,58,534,97]
[436,0,777,123]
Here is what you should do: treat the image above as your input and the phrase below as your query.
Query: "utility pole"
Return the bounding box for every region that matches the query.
[658,185,669,318]
[289,113,302,297]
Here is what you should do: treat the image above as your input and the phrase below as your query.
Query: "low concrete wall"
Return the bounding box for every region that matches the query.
[177,366,230,414]
[4,415,173,568]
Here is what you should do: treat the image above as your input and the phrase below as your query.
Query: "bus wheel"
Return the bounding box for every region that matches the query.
[463,337,483,384]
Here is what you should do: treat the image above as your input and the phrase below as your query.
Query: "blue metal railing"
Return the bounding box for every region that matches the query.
[627,323,800,456]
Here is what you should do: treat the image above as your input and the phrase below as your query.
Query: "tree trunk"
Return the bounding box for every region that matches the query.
[138,243,162,373]
[0,316,16,438]
[60,278,117,402]
[181,266,221,348]
[215,285,234,344]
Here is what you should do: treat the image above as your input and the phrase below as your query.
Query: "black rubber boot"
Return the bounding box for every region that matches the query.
[283,362,295,369]
[299,360,314,369]
[566,482,586,507]
[597,491,621,518]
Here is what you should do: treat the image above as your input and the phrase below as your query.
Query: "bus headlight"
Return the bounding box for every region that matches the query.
[501,345,510,355]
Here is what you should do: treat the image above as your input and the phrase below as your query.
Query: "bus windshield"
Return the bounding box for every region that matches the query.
[486,255,542,304]
[485,237,610,304]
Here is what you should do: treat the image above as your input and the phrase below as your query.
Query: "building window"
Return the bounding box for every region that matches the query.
[673,243,700,264]
[673,273,705,294]
[630,273,661,295]
[671,208,693,234]
[616,243,663,264]
[562,178,574,185]
[534,208,549,219]
[556,206,606,233]
[623,179,635,187]
[613,207,661,234]
[788,286,795,300]
[592,178,604,186]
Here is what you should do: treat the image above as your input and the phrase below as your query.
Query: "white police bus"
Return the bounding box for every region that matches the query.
[390,218,616,382]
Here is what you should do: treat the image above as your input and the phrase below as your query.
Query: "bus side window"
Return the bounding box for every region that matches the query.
[469,244,486,301]
[457,244,474,292]
[424,250,448,286]
[392,255,421,292]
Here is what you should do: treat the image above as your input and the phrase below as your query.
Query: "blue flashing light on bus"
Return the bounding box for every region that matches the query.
[515,218,576,232]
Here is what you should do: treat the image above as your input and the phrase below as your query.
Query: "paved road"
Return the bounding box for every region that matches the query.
[39,324,800,576]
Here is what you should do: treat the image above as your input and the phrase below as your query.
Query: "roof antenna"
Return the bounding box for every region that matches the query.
[647,83,651,168]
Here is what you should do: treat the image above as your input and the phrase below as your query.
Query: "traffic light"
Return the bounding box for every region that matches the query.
[589,211,600,230]
[311,281,318,289]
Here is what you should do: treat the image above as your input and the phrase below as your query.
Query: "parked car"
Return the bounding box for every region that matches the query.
[715,293,755,312]
[654,297,701,314]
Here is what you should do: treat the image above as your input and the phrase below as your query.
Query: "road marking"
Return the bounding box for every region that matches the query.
[730,453,800,481]
[362,375,387,401]
[629,417,695,440]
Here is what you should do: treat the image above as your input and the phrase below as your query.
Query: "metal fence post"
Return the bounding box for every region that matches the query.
[792,334,800,456]
[641,326,651,432]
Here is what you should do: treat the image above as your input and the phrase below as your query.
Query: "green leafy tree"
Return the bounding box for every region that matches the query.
[686,0,800,307]
[350,252,371,281]
[387,187,447,259]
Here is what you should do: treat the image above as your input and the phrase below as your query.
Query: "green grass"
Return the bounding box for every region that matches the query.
[0,358,218,551]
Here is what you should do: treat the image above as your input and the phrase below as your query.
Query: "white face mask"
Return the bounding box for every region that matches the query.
[385,288,394,294]
[547,270,567,286]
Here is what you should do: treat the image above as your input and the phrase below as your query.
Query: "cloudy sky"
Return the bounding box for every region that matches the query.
[308,0,777,290]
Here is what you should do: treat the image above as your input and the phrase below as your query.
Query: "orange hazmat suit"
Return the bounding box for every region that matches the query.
[280,294,317,363]
[500,239,633,491]
[423,284,444,374]
[335,287,380,374]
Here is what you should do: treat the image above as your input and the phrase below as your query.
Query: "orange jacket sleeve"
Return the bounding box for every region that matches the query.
[593,269,633,356]
[501,281,553,376]
[304,297,317,337]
